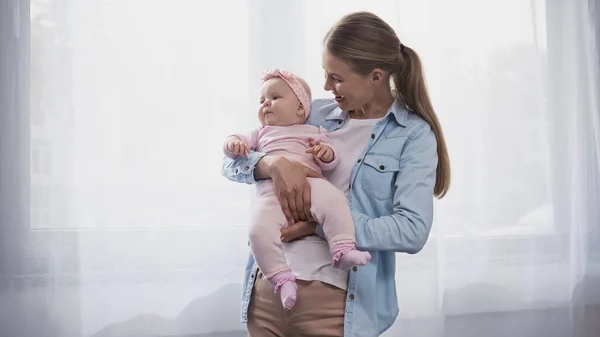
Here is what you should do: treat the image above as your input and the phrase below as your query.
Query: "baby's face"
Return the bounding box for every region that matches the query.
[258,78,305,126]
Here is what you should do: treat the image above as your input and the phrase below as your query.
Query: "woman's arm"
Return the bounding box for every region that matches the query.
[253,155,277,180]
[280,221,318,242]
[222,150,268,185]
[352,123,438,253]
[222,153,323,222]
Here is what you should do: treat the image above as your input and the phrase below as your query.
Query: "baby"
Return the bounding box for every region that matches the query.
[223,69,371,310]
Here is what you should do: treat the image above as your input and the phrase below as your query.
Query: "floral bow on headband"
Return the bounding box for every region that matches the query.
[261,69,311,117]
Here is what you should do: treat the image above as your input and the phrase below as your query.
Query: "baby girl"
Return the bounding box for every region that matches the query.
[223,69,371,310]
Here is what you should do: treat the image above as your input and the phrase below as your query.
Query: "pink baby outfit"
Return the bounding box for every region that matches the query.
[224,124,370,309]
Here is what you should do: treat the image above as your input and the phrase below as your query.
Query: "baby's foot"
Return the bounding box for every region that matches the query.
[279,281,298,310]
[334,250,371,270]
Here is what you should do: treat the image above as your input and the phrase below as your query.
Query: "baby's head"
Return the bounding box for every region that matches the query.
[258,69,312,127]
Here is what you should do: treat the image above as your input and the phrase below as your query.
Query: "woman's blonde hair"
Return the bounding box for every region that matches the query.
[324,11,450,198]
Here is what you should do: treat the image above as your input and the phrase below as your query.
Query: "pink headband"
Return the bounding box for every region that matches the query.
[261,69,311,117]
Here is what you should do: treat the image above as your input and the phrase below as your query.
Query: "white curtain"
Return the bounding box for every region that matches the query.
[1,0,599,336]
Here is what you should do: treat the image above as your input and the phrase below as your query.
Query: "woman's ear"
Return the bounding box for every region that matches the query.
[370,69,385,86]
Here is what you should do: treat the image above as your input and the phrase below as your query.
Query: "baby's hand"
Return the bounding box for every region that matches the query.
[306,141,334,163]
[226,138,250,159]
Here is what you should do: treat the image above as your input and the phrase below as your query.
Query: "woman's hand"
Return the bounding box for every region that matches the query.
[268,157,323,222]
[281,221,318,242]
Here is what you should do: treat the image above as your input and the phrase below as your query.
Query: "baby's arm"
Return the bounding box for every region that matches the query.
[223,128,261,159]
[307,127,339,171]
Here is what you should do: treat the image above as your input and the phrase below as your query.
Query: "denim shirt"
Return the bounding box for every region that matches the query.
[222,98,438,336]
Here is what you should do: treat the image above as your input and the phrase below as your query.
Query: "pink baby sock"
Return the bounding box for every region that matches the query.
[331,243,372,270]
[268,270,298,310]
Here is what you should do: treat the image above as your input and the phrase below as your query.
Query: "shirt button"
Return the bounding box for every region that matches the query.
[352,266,358,272]
[370,134,375,139]
[357,159,362,163]
[349,294,355,300]
[337,120,343,124]
[379,165,385,170]
[244,166,250,171]
[235,169,239,174]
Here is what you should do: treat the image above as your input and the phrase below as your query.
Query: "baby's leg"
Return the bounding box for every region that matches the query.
[307,178,371,270]
[249,181,297,310]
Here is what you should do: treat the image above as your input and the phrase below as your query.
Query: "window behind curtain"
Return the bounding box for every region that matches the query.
[30,0,255,335]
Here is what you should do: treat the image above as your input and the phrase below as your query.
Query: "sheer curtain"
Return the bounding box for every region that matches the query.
[1,0,599,336]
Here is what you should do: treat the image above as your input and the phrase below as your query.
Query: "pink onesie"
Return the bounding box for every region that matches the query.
[225,124,358,280]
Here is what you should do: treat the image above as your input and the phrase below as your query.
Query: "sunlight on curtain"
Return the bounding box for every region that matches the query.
[25,0,599,336]
[30,0,253,335]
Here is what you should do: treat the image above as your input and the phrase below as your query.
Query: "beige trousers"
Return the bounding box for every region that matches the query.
[247,272,346,337]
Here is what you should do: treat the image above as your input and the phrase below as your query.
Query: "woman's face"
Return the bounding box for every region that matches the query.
[322,50,373,112]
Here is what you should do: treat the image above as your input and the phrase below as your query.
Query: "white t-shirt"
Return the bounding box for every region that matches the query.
[283,117,383,290]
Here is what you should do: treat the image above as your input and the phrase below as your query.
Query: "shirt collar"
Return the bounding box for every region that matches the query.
[325,99,409,127]
[388,99,409,126]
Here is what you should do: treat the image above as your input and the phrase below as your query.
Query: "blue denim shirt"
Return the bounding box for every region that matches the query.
[222,98,437,336]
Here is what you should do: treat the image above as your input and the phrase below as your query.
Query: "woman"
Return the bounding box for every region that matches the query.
[222,11,450,337]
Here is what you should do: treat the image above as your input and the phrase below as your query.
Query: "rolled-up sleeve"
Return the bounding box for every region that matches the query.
[221,151,267,185]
